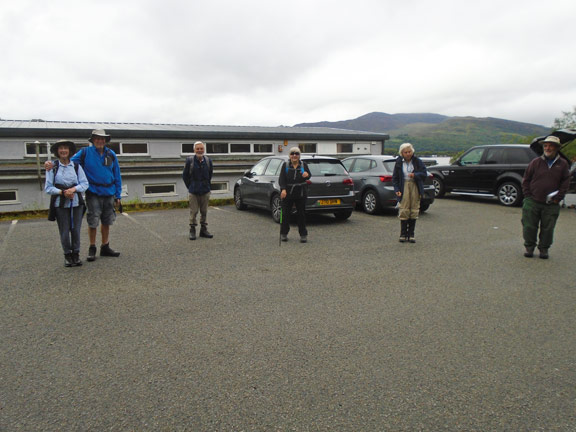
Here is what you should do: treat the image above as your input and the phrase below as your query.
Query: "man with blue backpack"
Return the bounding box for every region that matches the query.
[46,129,123,262]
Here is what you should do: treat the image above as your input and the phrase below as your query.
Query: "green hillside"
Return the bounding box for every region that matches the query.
[296,112,552,154]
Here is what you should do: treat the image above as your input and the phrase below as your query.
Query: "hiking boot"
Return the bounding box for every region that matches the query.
[189,226,196,240]
[407,219,416,242]
[100,243,120,257]
[72,252,83,266]
[524,246,534,258]
[399,220,408,242]
[281,234,288,242]
[64,253,74,267]
[539,248,549,259]
[199,226,213,238]
[300,235,307,243]
[87,245,97,262]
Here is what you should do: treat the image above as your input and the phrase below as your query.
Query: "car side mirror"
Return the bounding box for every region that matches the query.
[244,169,253,178]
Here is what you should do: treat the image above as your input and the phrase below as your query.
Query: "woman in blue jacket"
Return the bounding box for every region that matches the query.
[392,143,427,243]
[45,140,89,266]
[279,147,312,243]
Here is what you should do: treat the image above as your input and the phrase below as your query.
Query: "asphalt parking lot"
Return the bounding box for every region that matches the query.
[1,197,575,431]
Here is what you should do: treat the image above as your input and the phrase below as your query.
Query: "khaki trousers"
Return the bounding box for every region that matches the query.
[398,179,420,220]
[189,192,210,226]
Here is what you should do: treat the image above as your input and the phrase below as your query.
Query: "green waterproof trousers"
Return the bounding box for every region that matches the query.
[521,197,560,250]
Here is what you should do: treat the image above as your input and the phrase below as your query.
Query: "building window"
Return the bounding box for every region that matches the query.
[106,142,121,153]
[299,143,317,153]
[211,182,228,193]
[182,142,273,155]
[230,143,251,153]
[143,183,177,196]
[104,142,148,155]
[75,143,89,153]
[26,142,89,158]
[337,143,353,153]
[206,142,229,154]
[254,143,273,153]
[121,143,148,155]
[25,142,49,157]
[182,143,196,154]
[0,190,18,204]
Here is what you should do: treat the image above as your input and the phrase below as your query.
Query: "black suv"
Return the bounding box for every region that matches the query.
[430,130,576,206]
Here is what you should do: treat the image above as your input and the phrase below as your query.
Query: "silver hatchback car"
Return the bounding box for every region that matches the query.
[342,155,435,214]
[234,155,356,222]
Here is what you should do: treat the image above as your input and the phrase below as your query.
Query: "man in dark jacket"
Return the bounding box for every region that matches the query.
[521,135,570,259]
[183,141,213,240]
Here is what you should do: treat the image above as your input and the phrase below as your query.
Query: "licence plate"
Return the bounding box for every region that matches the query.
[318,199,341,205]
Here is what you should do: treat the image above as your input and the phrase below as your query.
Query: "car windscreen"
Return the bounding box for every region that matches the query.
[305,159,348,176]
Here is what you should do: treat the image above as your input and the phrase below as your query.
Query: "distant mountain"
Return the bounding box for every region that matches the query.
[294,112,551,154]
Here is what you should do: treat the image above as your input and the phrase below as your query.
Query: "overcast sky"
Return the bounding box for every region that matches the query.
[1,0,575,128]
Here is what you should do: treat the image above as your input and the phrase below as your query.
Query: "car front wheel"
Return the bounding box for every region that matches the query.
[234,187,247,210]
[362,190,380,215]
[497,182,522,206]
[432,177,445,197]
[271,194,281,223]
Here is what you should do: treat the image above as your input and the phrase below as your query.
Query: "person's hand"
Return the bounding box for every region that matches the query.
[281,190,287,200]
[44,161,54,171]
[302,171,309,178]
[114,199,121,208]
[64,187,76,199]
[396,191,402,197]
[409,173,415,178]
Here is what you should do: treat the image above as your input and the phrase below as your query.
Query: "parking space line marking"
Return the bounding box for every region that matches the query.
[120,212,167,243]
[0,220,18,274]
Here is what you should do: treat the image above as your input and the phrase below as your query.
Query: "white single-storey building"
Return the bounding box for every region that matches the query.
[0,120,389,212]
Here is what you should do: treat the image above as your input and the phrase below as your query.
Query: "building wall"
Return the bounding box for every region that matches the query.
[0,135,383,212]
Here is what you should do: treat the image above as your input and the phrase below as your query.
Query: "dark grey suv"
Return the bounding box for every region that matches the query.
[342,155,435,214]
[234,155,355,222]
[430,130,576,206]
[429,144,537,206]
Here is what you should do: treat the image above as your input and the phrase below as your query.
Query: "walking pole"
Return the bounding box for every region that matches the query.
[279,202,283,247]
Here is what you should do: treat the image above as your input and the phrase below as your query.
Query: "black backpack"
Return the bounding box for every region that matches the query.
[184,155,212,188]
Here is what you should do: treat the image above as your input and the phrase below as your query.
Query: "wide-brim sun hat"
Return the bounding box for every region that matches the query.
[89,129,111,143]
[50,140,76,156]
[541,135,561,146]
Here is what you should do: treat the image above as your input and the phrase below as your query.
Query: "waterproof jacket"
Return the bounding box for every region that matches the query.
[522,154,570,203]
[71,146,122,199]
[183,155,213,195]
[45,161,89,207]
[279,161,312,199]
[392,155,427,202]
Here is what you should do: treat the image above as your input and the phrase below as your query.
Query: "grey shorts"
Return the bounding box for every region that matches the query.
[86,193,116,228]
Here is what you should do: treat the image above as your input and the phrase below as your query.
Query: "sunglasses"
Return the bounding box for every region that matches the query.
[290,152,301,155]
